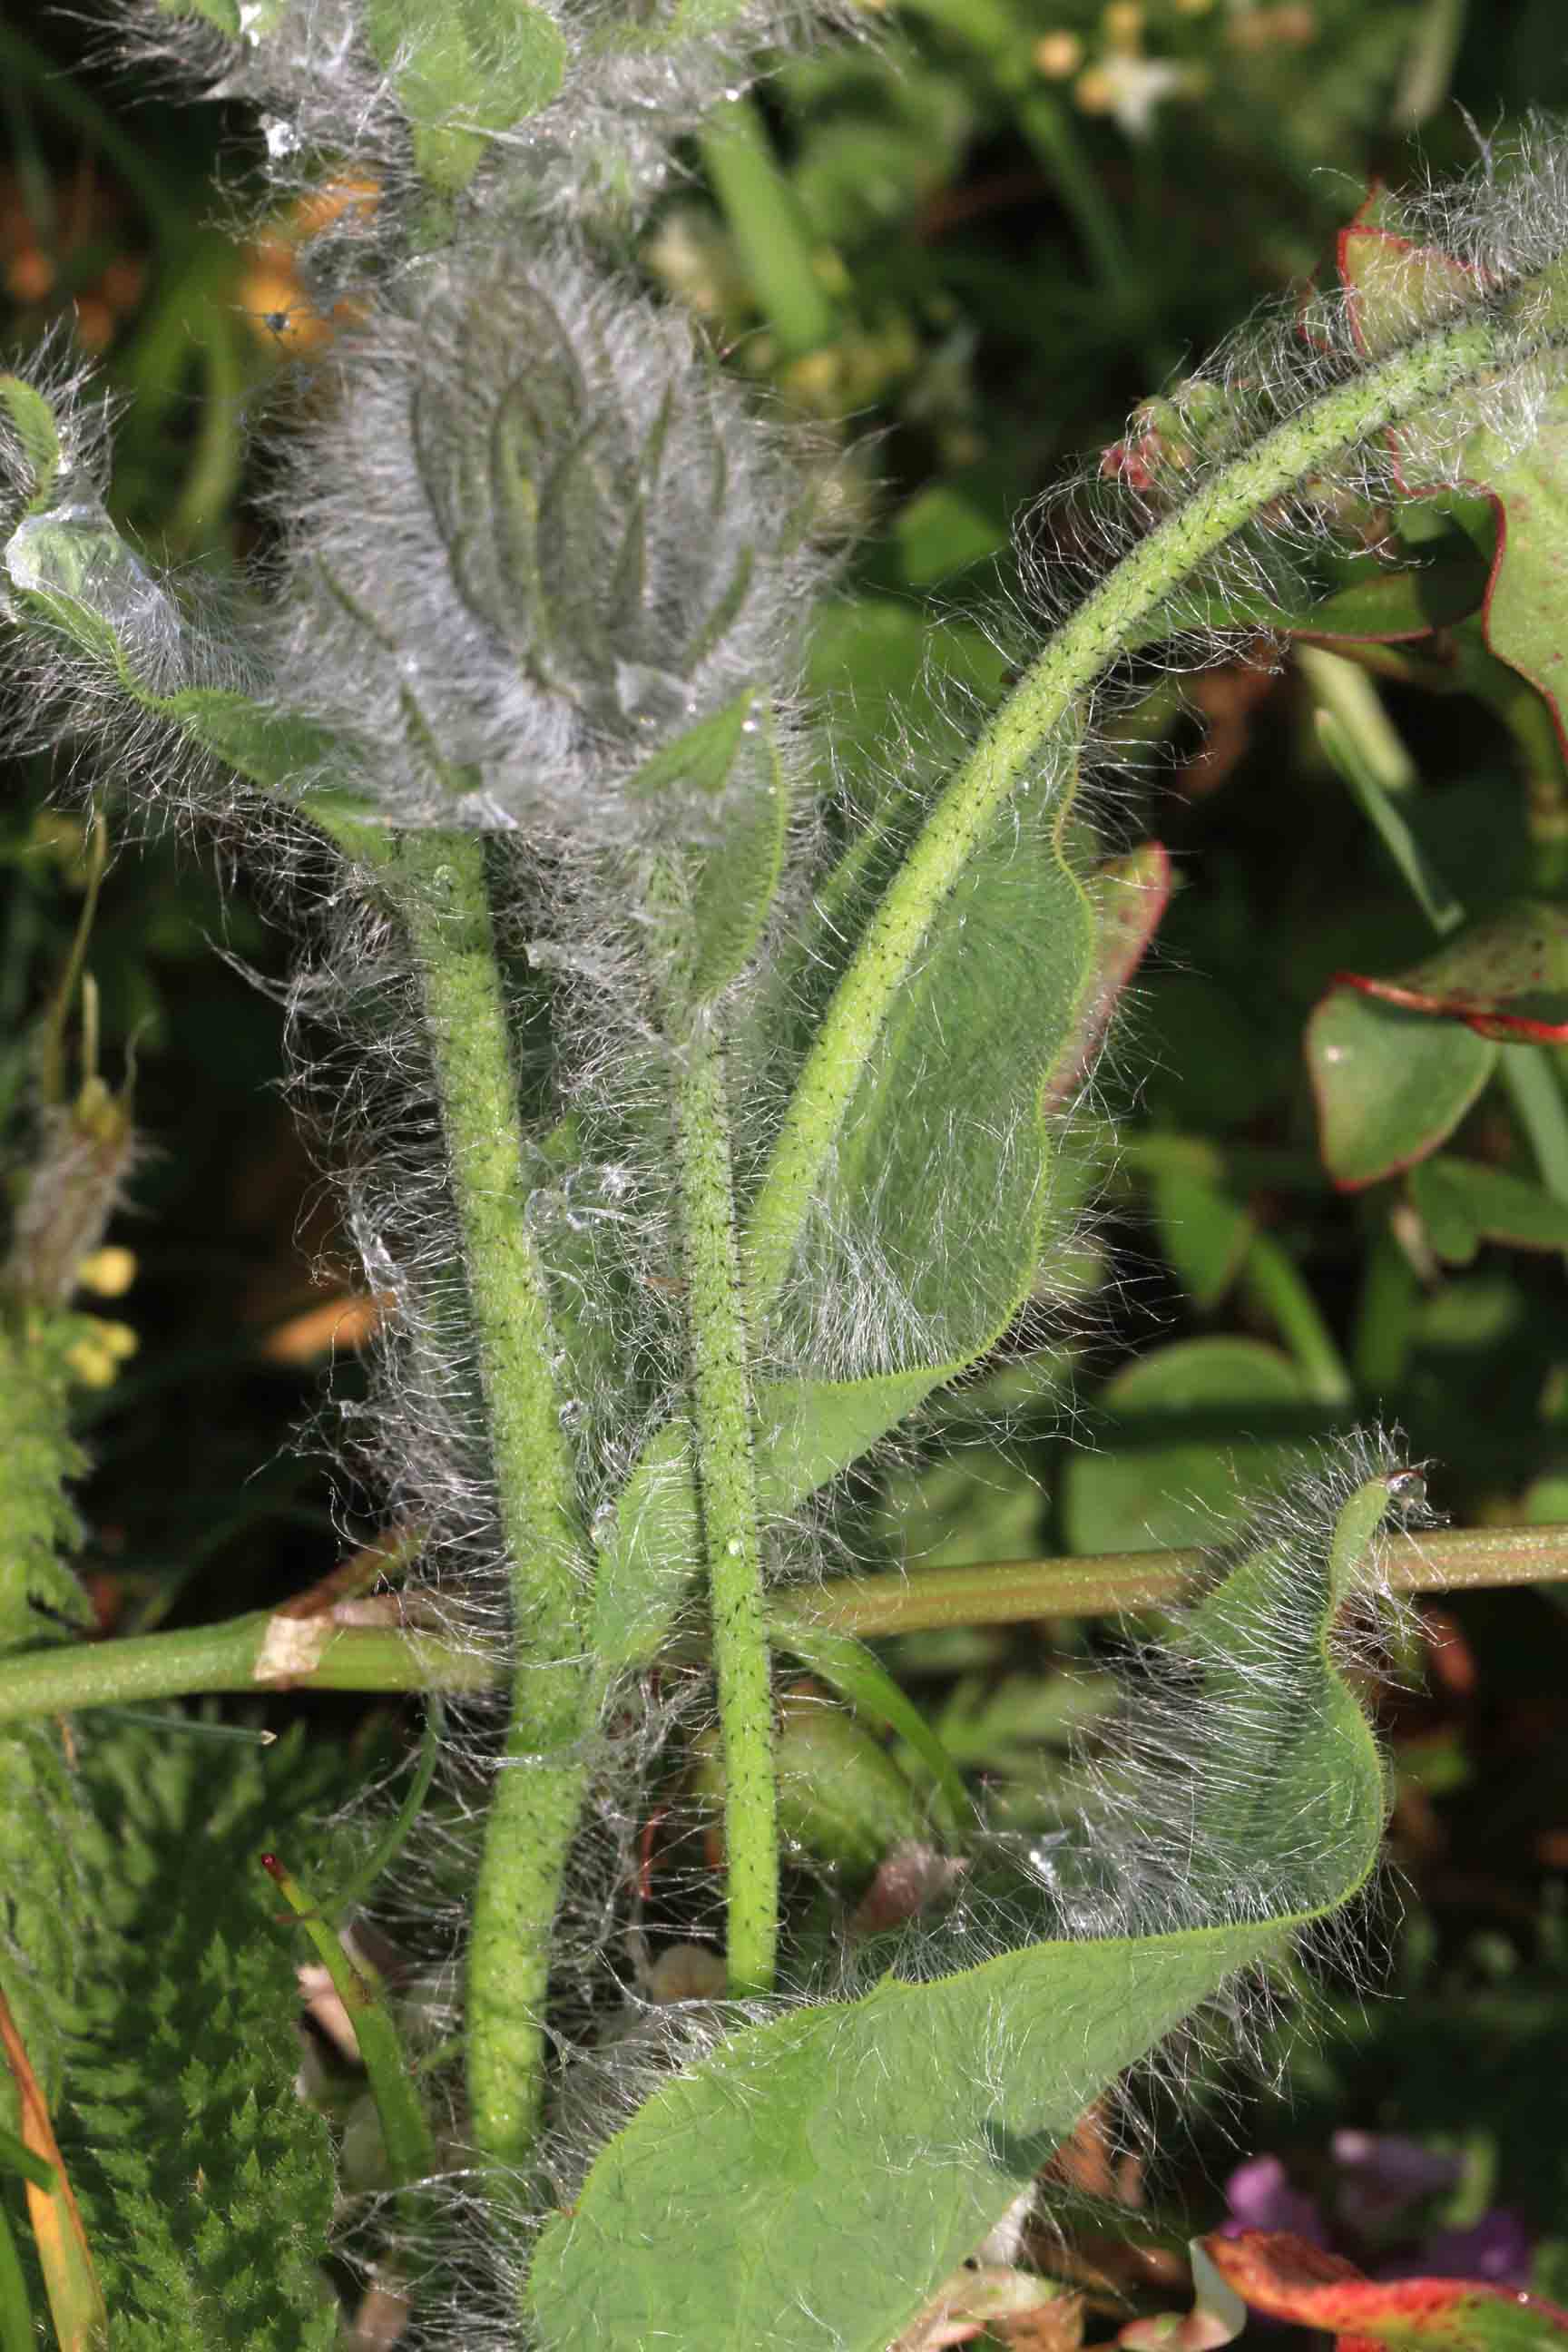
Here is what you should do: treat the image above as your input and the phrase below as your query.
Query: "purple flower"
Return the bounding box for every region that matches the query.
[1410,2212,1534,2288]
[1331,2133,1463,2234]
[1220,2156,1328,2245]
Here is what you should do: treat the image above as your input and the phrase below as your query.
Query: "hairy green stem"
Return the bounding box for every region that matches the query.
[673,1019,779,1996]
[1,1519,1566,1730]
[777,1520,1568,1638]
[368,830,589,2171]
[743,311,1519,1315]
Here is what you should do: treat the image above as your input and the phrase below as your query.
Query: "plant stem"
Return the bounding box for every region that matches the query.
[368,830,589,2173]
[1017,93,1137,309]
[0,1609,489,1723]
[0,1517,1565,1730]
[700,98,837,362]
[673,1019,779,1997]
[776,1520,1568,1639]
[1240,1230,1355,1406]
[744,311,1511,1316]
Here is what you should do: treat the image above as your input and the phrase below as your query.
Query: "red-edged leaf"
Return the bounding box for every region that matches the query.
[1334,901,1568,1041]
[1337,189,1568,756]
[1201,2231,1568,2352]
[1307,985,1496,1190]
[1045,841,1171,1112]
[1294,544,1486,645]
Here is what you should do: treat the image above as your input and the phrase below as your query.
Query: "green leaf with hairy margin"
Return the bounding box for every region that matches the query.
[0,377,63,516]
[364,0,568,191]
[530,1468,1399,2351]
[3,481,354,800]
[1307,985,1496,1190]
[775,798,1097,1377]
[805,598,1009,807]
[163,690,347,791]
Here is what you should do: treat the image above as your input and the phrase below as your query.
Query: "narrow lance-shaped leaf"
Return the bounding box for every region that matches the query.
[0,1985,104,2352]
[632,692,790,1011]
[530,1458,1409,2351]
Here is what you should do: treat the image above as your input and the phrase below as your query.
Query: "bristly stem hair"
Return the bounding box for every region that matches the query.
[359,826,590,2172]
[672,1013,779,1997]
[742,308,1523,1318]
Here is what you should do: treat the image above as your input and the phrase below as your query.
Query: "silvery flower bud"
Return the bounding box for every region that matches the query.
[267,240,828,834]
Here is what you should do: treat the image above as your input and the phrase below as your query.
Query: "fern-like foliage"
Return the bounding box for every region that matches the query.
[61,1721,345,2349]
[0,1316,97,2116]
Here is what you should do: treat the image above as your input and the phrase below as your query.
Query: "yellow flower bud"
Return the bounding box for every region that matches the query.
[64,1338,115,1388]
[77,1246,137,1298]
[1034,30,1083,76]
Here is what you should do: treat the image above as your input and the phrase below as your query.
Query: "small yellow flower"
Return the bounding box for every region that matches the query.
[1034,31,1084,77]
[64,1316,139,1387]
[64,1337,115,1388]
[77,1246,136,1299]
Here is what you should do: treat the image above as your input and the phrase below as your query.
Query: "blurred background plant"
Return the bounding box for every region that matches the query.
[5,0,1568,2337]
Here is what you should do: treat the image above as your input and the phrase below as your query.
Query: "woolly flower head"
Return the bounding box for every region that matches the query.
[265,240,830,835]
[121,0,853,230]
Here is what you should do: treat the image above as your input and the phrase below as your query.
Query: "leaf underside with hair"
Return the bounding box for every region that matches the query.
[591,782,1100,1670]
[530,1477,1395,2351]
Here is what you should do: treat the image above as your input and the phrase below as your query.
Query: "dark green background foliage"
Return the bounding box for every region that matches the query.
[4,0,1568,2320]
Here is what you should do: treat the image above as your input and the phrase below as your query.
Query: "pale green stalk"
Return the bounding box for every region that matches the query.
[743,314,1520,1315]
[775,1519,1568,1638]
[0,1610,486,1722]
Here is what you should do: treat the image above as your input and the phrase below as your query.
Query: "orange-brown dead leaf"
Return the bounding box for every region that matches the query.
[0,1984,106,2348]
